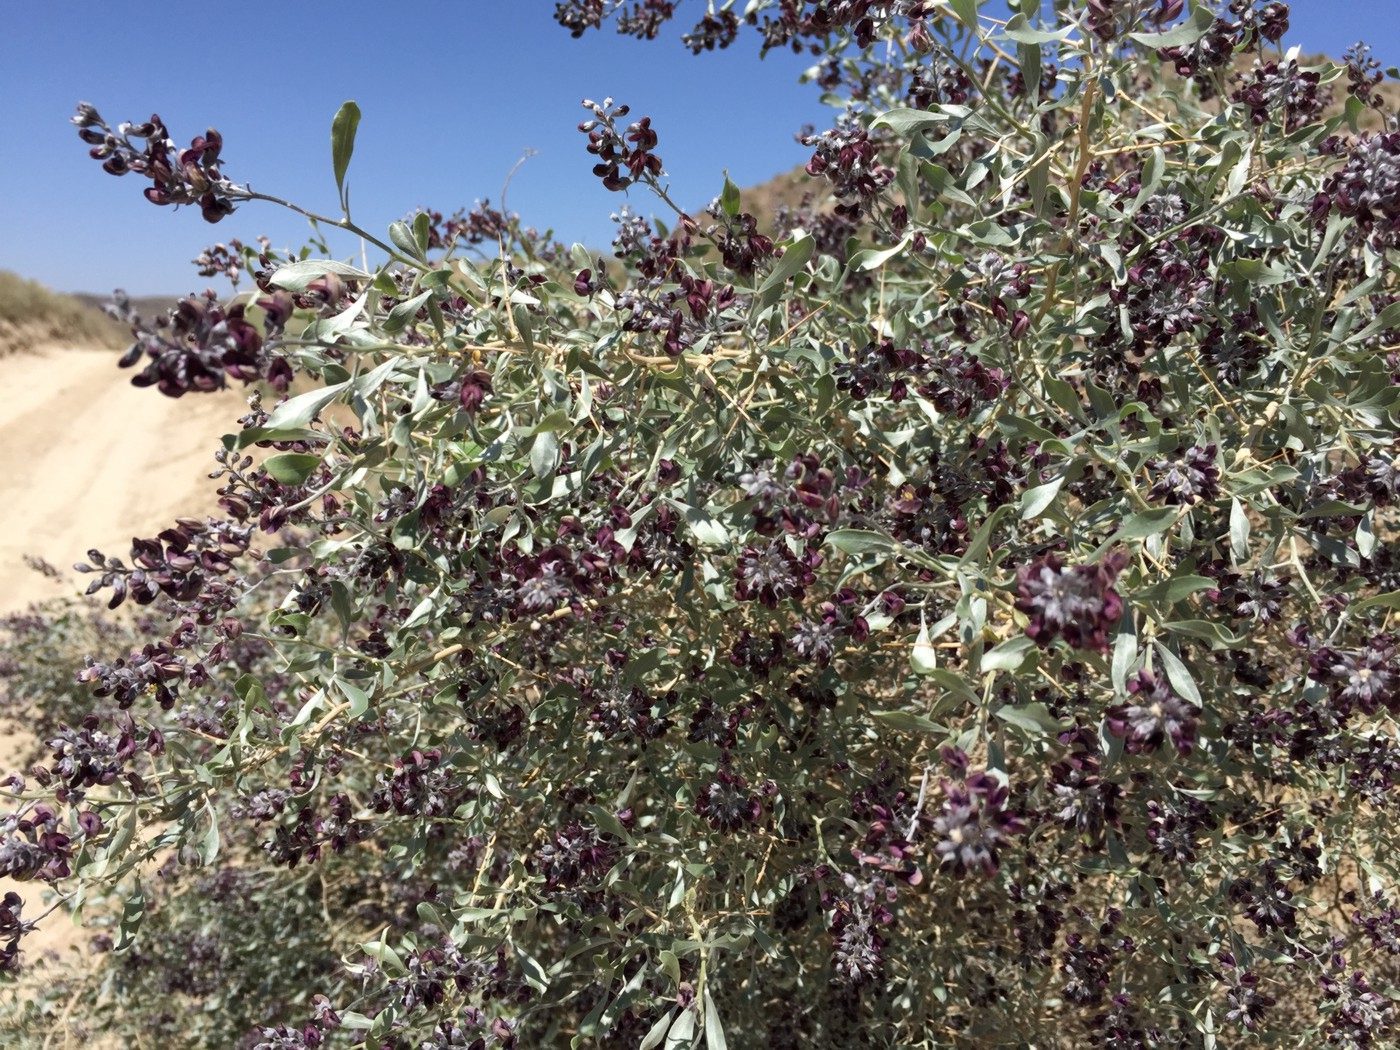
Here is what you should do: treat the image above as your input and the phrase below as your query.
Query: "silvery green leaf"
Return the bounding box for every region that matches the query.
[331,100,361,205]
[1153,641,1203,707]
[269,258,370,292]
[1229,498,1251,564]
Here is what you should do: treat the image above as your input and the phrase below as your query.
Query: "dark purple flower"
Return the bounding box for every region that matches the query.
[1231,59,1326,131]
[826,874,896,985]
[1362,446,1400,505]
[1344,41,1386,107]
[931,770,1024,876]
[1318,132,1400,252]
[1321,970,1394,1046]
[1147,444,1219,505]
[695,770,762,832]
[1049,729,1121,844]
[1016,552,1127,652]
[1226,972,1276,1030]
[579,99,662,192]
[1106,671,1198,756]
[735,539,818,608]
[106,289,269,397]
[1315,639,1398,713]
[533,821,617,890]
[790,618,838,667]
[74,104,238,222]
[459,369,492,415]
[799,114,894,219]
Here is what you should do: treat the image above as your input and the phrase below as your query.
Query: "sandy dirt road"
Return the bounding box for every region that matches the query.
[0,343,245,970]
[0,344,246,611]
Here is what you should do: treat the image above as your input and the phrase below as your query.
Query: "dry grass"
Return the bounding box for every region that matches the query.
[0,271,126,356]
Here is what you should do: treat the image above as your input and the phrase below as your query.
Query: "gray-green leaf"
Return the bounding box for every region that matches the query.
[331,100,362,207]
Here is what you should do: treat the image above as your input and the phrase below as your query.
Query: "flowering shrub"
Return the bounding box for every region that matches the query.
[3,2,1400,1046]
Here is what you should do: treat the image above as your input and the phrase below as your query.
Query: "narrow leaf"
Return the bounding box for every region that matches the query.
[911,614,938,674]
[331,100,362,204]
[719,172,741,218]
[827,529,901,557]
[949,0,980,30]
[1114,507,1179,542]
[1112,627,1138,695]
[981,635,1035,673]
[871,709,942,734]
[1128,6,1215,49]
[1153,642,1203,707]
[703,991,729,1050]
[1229,498,1251,563]
[1019,476,1064,521]
[756,234,813,308]
[261,381,350,433]
[641,1011,677,1050]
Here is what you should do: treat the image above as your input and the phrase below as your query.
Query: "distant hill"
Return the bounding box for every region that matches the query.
[0,271,127,355]
[729,165,820,226]
[70,290,180,322]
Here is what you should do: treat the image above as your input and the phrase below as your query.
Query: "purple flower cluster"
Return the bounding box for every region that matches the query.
[251,996,340,1049]
[0,804,72,882]
[555,0,929,54]
[1320,968,1394,1045]
[1049,727,1121,846]
[431,367,494,416]
[799,115,895,218]
[695,769,764,832]
[826,873,896,985]
[73,103,237,222]
[579,99,662,192]
[1159,2,1291,85]
[75,517,252,610]
[1016,552,1127,652]
[0,893,22,974]
[907,47,974,107]
[1207,568,1290,624]
[1107,671,1198,756]
[533,820,618,890]
[1147,444,1220,505]
[932,757,1024,876]
[105,289,292,398]
[1232,59,1326,130]
[735,538,821,608]
[1114,241,1216,346]
[1314,132,1400,252]
[1329,442,1400,508]
[1087,0,1184,42]
[1343,42,1387,108]
[922,350,1010,417]
[372,748,455,818]
[1310,637,1398,714]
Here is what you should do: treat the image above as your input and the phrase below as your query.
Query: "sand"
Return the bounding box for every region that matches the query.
[0,342,246,974]
[0,344,247,611]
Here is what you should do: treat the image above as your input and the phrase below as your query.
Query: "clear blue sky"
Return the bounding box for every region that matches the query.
[2,1,1394,295]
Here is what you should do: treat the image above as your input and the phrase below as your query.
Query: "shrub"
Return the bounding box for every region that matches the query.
[4,2,1400,1046]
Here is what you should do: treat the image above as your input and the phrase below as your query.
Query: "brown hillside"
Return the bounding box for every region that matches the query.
[0,271,126,356]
